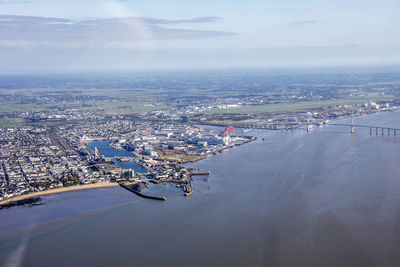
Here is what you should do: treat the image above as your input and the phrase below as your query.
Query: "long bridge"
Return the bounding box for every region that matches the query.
[199,121,399,135]
[330,122,400,136]
[232,121,400,136]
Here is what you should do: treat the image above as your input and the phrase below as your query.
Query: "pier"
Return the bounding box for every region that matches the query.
[119,183,166,201]
[190,171,211,176]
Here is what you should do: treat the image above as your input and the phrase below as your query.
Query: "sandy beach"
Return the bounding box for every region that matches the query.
[0,183,119,205]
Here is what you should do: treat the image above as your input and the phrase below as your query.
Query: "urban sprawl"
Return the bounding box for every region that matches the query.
[1,72,399,202]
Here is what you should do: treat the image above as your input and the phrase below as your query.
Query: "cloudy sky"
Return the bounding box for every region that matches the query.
[0,0,399,73]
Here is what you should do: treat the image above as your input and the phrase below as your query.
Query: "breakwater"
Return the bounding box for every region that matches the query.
[119,183,166,201]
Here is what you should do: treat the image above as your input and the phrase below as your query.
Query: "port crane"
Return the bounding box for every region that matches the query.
[224,126,236,137]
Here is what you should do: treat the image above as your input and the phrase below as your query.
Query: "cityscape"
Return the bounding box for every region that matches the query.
[1,72,399,205]
[0,115,254,203]
[1,0,400,266]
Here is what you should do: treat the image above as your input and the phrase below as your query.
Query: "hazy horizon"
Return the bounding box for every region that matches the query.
[0,0,399,72]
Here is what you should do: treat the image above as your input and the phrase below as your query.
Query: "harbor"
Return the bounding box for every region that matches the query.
[85,131,255,199]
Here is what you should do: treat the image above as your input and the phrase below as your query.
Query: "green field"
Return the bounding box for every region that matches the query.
[0,118,24,127]
[89,101,169,115]
[0,88,171,115]
[204,96,393,115]
[0,87,395,117]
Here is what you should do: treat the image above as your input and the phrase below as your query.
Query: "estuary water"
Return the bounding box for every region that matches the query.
[1,110,400,267]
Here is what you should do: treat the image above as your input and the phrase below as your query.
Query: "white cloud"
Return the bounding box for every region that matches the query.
[0,15,235,48]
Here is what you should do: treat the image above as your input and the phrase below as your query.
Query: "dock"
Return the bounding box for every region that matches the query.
[190,171,210,176]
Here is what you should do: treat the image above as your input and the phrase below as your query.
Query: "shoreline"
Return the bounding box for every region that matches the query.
[180,136,257,163]
[3,109,396,206]
[0,137,256,205]
[0,183,119,206]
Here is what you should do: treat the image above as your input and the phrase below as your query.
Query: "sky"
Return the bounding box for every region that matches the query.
[0,0,399,73]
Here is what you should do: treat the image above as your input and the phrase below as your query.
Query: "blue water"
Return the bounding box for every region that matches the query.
[88,141,147,173]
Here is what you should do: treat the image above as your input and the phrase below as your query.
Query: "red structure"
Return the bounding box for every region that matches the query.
[224,126,236,137]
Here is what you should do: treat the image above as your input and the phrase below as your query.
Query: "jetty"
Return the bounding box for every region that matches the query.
[119,183,166,201]
[190,171,211,176]
[183,183,193,197]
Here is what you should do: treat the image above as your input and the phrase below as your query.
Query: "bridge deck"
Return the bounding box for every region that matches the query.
[330,123,400,130]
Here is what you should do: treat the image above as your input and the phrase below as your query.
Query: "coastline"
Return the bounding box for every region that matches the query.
[0,182,119,206]
[2,109,397,206]
[1,137,256,206]
[180,136,257,163]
